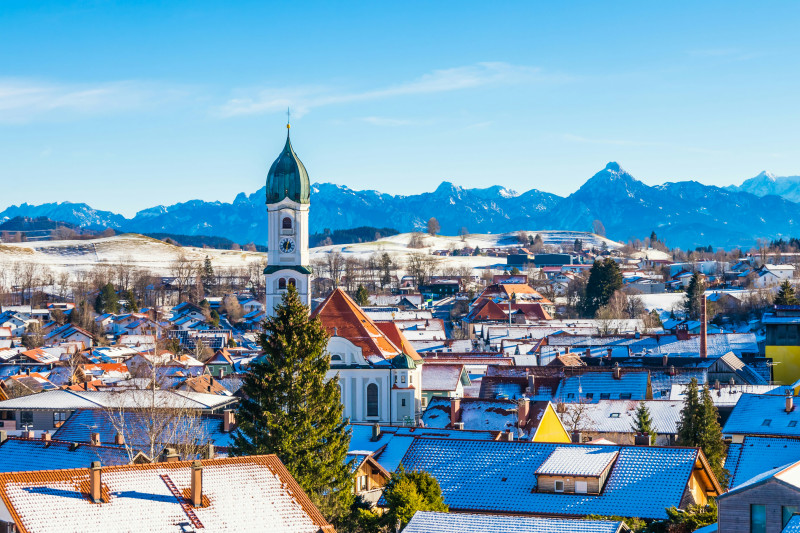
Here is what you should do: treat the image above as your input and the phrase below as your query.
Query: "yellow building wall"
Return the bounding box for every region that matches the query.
[533,405,571,443]
[766,345,800,385]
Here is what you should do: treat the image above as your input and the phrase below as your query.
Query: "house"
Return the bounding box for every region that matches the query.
[312,288,423,425]
[347,452,390,504]
[205,349,235,377]
[0,455,334,533]
[753,264,796,288]
[725,436,800,489]
[723,392,800,442]
[0,433,132,473]
[764,306,800,384]
[421,397,570,442]
[403,511,629,533]
[389,438,722,520]
[717,459,800,533]
[560,400,683,445]
[44,323,94,348]
[420,364,470,407]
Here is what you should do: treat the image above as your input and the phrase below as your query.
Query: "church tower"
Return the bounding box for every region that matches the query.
[264,120,311,316]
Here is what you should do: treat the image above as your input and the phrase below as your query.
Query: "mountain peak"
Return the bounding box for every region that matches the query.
[755,170,776,181]
[604,161,621,172]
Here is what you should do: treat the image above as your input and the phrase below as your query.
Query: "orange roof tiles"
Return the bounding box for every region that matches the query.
[312,288,403,360]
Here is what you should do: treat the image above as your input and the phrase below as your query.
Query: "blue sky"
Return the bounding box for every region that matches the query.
[1,1,799,216]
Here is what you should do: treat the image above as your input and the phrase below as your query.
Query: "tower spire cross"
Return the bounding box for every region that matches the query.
[287,107,291,129]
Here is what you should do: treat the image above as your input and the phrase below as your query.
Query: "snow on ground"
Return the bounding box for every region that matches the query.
[0,234,265,275]
[630,248,671,261]
[0,230,619,279]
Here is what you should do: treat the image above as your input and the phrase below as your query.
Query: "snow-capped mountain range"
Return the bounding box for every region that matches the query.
[3,162,800,248]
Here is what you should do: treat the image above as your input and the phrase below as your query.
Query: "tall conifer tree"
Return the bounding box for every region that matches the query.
[230,285,353,521]
[582,258,623,317]
[677,378,728,488]
[683,273,705,320]
[631,401,658,445]
[775,280,799,306]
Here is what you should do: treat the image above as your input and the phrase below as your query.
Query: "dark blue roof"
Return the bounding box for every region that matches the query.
[723,393,800,437]
[0,437,130,473]
[404,511,624,533]
[725,436,800,488]
[392,438,702,519]
[53,409,233,448]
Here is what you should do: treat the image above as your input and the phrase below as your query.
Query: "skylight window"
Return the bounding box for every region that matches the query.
[620,393,632,399]
[789,421,798,427]
[762,419,772,426]
[609,413,620,418]
[600,393,610,400]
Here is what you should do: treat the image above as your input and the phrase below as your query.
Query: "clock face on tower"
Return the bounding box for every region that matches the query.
[279,237,296,254]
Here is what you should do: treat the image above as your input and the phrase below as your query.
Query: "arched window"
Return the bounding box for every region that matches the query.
[282,217,293,230]
[278,278,287,290]
[366,383,379,417]
[288,278,296,288]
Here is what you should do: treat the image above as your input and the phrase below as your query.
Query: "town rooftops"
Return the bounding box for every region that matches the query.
[0,436,131,473]
[312,288,415,361]
[392,438,722,519]
[725,436,800,489]
[0,389,237,412]
[403,511,628,533]
[0,455,332,533]
[721,459,800,499]
[723,393,800,437]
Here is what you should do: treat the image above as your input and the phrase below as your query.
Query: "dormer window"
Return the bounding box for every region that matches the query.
[536,448,619,495]
[554,480,564,493]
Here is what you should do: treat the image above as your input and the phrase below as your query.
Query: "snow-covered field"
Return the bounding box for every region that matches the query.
[0,230,618,278]
[0,234,265,275]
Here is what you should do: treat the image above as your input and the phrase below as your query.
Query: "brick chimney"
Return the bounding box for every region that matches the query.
[90,432,100,446]
[371,423,381,442]
[517,398,530,428]
[223,410,236,432]
[585,348,591,357]
[634,433,651,446]
[450,398,462,428]
[114,433,124,445]
[163,448,179,463]
[42,431,51,442]
[787,390,795,413]
[0,430,6,444]
[700,297,708,358]
[606,348,612,360]
[191,460,204,507]
[89,461,102,503]
[24,429,35,439]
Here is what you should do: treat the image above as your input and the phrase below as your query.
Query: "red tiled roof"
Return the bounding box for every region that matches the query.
[312,288,402,359]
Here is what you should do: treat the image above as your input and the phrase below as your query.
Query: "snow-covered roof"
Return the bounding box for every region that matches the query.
[404,511,625,533]
[723,393,800,437]
[536,447,619,477]
[725,436,800,489]
[0,389,237,411]
[0,455,332,533]
[0,437,131,473]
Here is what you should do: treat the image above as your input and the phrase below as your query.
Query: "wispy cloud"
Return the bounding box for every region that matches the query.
[218,62,563,118]
[0,79,189,123]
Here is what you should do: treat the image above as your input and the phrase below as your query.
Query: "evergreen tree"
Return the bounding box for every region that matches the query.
[201,256,215,296]
[379,252,393,289]
[677,379,729,488]
[382,468,448,529]
[677,378,701,446]
[123,289,139,312]
[582,258,623,317]
[574,238,583,252]
[631,401,657,445]
[209,309,220,327]
[509,266,522,275]
[94,283,120,314]
[650,231,658,244]
[230,286,352,521]
[683,273,706,320]
[775,280,799,306]
[354,285,370,307]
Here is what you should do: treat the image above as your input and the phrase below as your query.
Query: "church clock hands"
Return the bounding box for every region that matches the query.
[279,237,296,254]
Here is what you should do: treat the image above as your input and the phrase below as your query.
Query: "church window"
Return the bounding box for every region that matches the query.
[288,278,296,287]
[282,217,293,230]
[367,383,379,417]
[278,278,287,290]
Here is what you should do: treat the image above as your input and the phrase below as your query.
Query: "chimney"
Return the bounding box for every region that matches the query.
[662,354,668,367]
[223,410,236,432]
[371,423,381,442]
[0,430,6,444]
[613,364,621,380]
[669,365,676,377]
[90,432,100,446]
[204,443,215,460]
[42,431,51,442]
[527,374,535,393]
[450,398,462,428]
[571,431,583,444]
[114,433,124,445]
[518,398,530,427]
[700,297,708,359]
[24,429,35,439]
[714,380,721,391]
[191,460,203,507]
[209,376,214,385]
[787,390,794,413]
[164,448,179,463]
[634,433,651,446]
[503,429,514,441]
[606,348,612,360]
[585,348,591,357]
[219,368,224,379]
[89,461,102,503]
[564,347,570,355]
